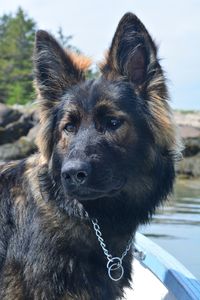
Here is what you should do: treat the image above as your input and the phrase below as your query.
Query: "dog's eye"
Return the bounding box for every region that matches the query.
[106,117,123,131]
[63,123,76,133]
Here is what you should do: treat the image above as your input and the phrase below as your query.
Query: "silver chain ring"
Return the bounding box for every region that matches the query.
[91,218,134,281]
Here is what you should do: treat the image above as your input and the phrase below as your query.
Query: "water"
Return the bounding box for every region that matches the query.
[140,178,200,279]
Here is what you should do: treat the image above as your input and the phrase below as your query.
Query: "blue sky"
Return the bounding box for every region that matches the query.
[1,0,200,110]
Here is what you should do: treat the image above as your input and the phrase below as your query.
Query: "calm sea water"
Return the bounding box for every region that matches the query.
[140,179,200,279]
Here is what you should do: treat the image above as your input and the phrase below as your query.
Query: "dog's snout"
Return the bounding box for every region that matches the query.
[62,161,91,186]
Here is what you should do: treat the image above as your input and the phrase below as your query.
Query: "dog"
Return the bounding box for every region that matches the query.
[0,12,180,299]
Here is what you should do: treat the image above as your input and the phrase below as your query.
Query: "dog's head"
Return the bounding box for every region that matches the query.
[34,13,180,218]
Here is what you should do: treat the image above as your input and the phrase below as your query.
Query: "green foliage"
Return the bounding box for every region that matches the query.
[0,8,98,105]
[86,66,100,80]
[0,7,36,104]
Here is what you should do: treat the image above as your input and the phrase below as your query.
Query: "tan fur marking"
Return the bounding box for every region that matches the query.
[147,78,177,151]
[0,161,19,174]
[67,51,92,71]
[10,186,25,206]
[58,105,82,131]
[0,264,24,300]
[25,155,61,228]
[58,132,70,152]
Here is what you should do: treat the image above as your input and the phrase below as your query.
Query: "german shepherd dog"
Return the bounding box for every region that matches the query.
[0,13,180,299]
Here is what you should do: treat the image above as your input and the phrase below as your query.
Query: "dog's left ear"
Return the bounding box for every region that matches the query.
[101,13,160,90]
[101,13,180,156]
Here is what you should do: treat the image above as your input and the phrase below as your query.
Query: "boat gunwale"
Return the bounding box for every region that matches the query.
[134,232,200,300]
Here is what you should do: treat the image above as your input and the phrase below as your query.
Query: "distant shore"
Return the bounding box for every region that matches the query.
[174,110,200,138]
[174,110,200,178]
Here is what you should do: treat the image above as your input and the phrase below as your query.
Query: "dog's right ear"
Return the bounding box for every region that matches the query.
[34,30,83,103]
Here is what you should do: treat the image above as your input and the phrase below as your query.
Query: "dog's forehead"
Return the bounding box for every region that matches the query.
[61,78,135,114]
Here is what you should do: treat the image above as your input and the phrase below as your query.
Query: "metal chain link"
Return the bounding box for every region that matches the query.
[121,234,134,260]
[91,219,113,260]
[91,218,134,281]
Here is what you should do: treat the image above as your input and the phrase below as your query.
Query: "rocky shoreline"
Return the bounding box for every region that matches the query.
[0,104,200,178]
[174,112,200,178]
[0,103,38,161]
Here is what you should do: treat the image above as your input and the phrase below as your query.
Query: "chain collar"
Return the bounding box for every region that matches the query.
[83,210,145,281]
[91,218,134,281]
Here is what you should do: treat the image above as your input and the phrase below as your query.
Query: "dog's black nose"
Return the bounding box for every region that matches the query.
[61,161,91,186]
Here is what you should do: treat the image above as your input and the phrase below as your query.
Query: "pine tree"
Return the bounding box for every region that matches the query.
[0,7,36,104]
[0,8,96,105]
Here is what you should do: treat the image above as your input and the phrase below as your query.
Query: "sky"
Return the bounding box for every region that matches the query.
[1,0,200,110]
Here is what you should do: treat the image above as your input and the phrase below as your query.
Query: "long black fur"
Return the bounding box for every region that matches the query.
[0,13,180,300]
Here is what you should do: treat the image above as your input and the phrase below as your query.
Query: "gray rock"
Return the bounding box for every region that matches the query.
[0,137,37,161]
[183,137,200,157]
[176,154,200,178]
[0,103,22,127]
[179,125,200,139]
[0,114,34,145]
[27,124,40,142]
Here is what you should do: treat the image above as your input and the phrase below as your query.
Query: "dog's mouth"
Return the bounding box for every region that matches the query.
[64,179,126,201]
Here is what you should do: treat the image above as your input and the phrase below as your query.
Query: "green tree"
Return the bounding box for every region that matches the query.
[0,8,98,105]
[0,7,36,104]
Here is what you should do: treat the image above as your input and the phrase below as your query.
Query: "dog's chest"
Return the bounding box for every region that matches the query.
[7,206,122,299]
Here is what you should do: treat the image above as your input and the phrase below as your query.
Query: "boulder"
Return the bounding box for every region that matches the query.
[27,123,40,142]
[0,136,37,162]
[0,103,22,127]
[0,113,35,145]
[176,154,200,178]
[182,137,200,157]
